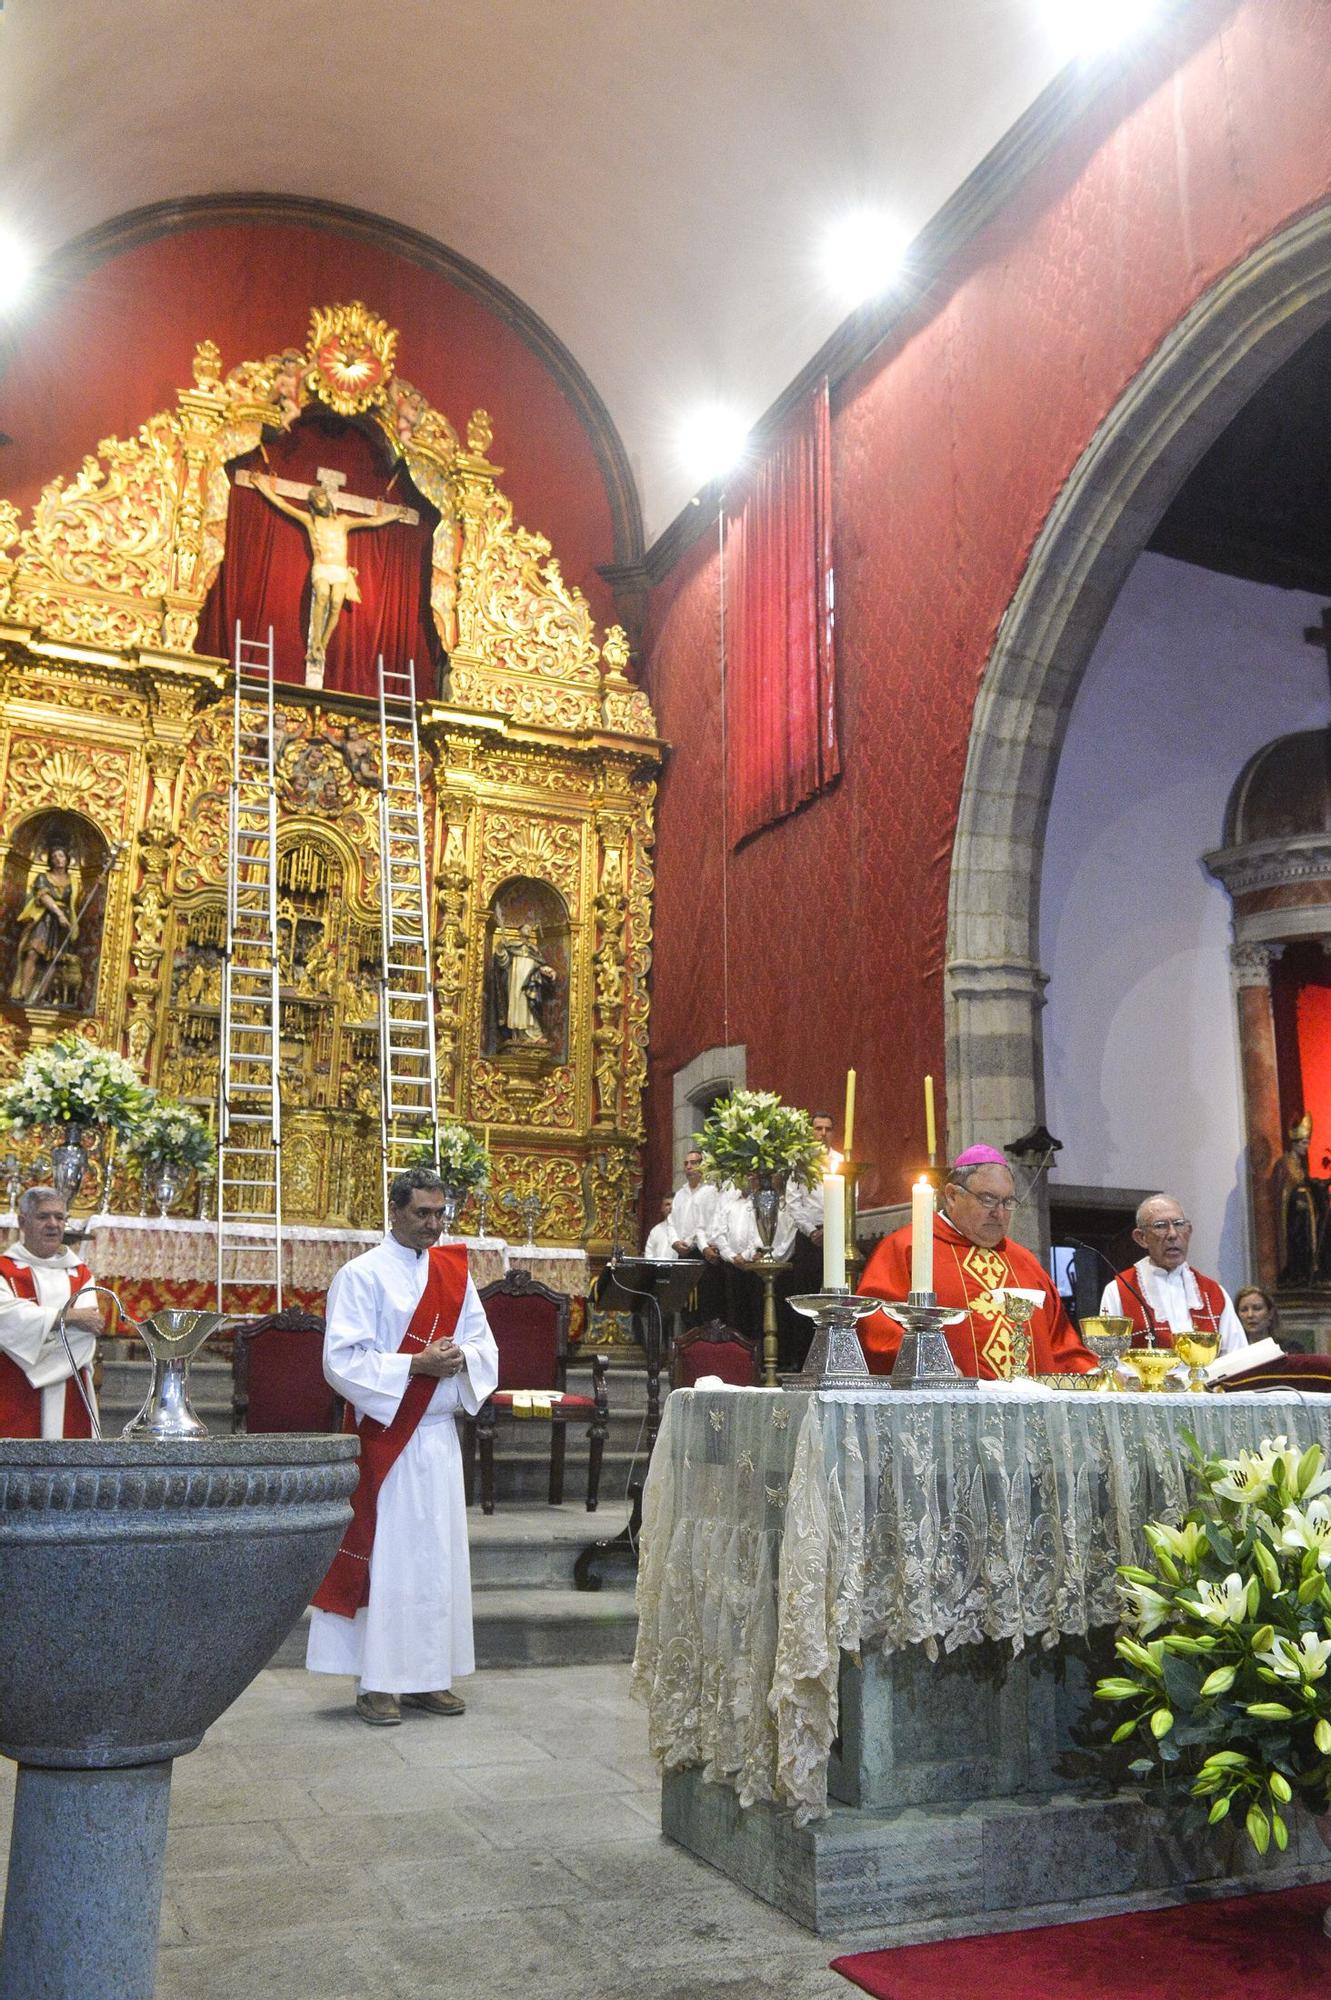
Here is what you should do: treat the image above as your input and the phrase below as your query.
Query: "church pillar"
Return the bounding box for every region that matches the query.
[1230,940,1284,1286]
[944,954,1051,1259]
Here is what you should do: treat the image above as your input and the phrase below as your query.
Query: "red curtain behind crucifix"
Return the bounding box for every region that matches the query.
[196,412,442,697]
[725,378,838,847]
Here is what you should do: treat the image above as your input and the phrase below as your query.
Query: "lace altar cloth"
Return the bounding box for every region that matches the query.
[630,1385,1331,1824]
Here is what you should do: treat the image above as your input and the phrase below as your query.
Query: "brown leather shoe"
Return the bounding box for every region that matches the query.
[355,1691,401,1726]
[401,1689,466,1717]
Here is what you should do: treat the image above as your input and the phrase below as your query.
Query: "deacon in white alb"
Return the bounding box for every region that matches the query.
[306,1168,498,1726]
[1099,1192,1246,1354]
[0,1186,101,1438]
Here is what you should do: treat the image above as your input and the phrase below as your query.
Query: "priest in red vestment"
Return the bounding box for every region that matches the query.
[858,1147,1096,1379]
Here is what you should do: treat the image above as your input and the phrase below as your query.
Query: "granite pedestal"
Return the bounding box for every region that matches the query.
[663,1636,1331,1935]
[0,1436,358,1999]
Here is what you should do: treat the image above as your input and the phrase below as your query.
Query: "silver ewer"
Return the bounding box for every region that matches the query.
[55,1286,241,1442]
[889,1292,978,1391]
[783,1290,892,1391]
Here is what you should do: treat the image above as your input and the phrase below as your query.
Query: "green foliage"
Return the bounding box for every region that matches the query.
[125,1098,214,1170]
[698,1089,823,1190]
[0,1034,148,1136]
[406,1122,490,1192]
[1093,1434,1331,1853]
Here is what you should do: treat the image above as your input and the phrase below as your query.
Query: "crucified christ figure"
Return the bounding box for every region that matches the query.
[251,473,414,687]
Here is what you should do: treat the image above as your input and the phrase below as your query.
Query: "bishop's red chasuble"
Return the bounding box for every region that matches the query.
[857,1215,1096,1379]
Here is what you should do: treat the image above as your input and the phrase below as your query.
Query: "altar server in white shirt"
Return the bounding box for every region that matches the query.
[643,1195,678,1261]
[1099,1193,1246,1354]
[668,1145,722,1257]
[0,1187,101,1438]
[307,1168,499,1727]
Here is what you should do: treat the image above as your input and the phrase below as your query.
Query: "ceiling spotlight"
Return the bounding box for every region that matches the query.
[821,208,911,307]
[677,404,751,489]
[1042,0,1160,60]
[0,228,35,312]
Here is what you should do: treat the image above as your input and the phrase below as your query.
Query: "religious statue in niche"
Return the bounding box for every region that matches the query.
[249,471,417,689]
[1272,1112,1331,1287]
[10,838,80,1007]
[490,919,557,1045]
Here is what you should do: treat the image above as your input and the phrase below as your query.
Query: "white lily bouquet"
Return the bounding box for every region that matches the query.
[410,1122,490,1193]
[698,1088,822,1190]
[1096,1432,1331,1854]
[0,1033,148,1136]
[125,1099,215,1172]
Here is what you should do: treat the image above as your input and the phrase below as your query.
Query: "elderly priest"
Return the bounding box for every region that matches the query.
[0,1186,101,1437]
[858,1146,1096,1378]
[1098,1192,1247,1353]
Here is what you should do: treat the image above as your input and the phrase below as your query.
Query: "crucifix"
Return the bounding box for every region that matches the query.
[237,465,420,688]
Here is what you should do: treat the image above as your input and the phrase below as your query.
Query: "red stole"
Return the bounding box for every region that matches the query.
[1112,1263,1226,1349]
[312,1243,468,1619]
[0,1255,95,1439]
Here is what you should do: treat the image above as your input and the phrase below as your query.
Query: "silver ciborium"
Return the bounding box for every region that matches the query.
[56,1286,238,1441]
[889,1292,978,1391]
[783,1290,892,1391]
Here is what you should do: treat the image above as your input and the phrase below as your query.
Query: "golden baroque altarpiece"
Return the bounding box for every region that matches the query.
[0,303,659,1247]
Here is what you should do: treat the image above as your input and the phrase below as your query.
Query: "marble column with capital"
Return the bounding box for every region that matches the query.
[1230,939,1284,1285]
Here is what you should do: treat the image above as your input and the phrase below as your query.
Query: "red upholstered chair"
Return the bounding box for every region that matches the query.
[231,1309,342,1433]
[470,1272,608,1513]
[671,1319,761,1389]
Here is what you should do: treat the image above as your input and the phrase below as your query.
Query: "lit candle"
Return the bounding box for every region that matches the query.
[843,1069,857,1158]
[483,1126,491,1153]
[822,1169,846,1290]
[924,1074,936,1162]
[910,1177,934,1296]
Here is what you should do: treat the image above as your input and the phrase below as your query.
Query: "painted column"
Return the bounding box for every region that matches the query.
[1231,940,1283,1286]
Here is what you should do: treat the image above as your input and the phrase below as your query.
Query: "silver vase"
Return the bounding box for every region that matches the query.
[50,1126,89,1201]
[752,1172,784,1254]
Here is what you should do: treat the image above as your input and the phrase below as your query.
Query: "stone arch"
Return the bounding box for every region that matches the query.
[946,204,1331,1246]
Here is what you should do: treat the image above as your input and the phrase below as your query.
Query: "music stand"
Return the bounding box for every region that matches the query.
[574,1257,702,1591]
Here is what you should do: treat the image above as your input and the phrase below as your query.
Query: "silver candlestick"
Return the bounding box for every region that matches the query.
[889,1291,977,1391]
[783,1290,891,1391]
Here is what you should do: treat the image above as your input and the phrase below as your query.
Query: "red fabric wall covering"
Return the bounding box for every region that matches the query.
[726,380,838,844]
[0,220,619,630]
[645,0,1331,1214]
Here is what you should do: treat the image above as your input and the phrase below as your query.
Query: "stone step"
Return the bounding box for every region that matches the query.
[267,1506,640,1671]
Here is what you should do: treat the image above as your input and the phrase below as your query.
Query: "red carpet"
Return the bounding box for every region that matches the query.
[830,1883,1331,1998]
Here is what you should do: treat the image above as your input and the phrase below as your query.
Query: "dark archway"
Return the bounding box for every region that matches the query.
[946,205,1331,1249]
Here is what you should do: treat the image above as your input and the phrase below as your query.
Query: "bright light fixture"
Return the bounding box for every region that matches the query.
[0,227,36,312]
[677,404,751,489]
[1042,0,1160,60]
[821,208,911,307]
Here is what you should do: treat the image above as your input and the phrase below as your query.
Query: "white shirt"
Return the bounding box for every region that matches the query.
[668,1179,721,1254]
[1099,1258,1246,1356]
[0,1241,98,1438]
[711,1184,798,1263]
[783,1178,824,1239]
[306,1236,499,1692]
[643,1221,677,1260]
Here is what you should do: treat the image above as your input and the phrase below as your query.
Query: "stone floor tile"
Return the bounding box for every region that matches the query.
[171,1859,391,1944]
[283,1803,495,1867]
[440,1754,644,1804]
[458,1792,668,1852]
[155,1924,378,2000]
[164,1818,300,1878]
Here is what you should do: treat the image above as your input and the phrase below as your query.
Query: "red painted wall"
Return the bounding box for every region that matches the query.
[0,219,619,629]
[645,0,1331,1213]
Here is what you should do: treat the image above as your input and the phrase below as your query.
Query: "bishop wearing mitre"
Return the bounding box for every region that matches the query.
[857,1145,1096,1378]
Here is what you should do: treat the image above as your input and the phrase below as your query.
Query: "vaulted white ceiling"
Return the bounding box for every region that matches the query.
[1,0,1074,542]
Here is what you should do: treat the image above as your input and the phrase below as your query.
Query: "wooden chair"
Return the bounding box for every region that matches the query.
[671,1319,761,1389]
[470,1271,608,1513]
[231,1308,343,1434]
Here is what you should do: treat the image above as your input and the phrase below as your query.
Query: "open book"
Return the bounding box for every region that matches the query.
[1203,1337,1283,1383]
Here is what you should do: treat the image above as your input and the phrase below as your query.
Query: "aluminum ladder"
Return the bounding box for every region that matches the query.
[376,655,440,1223]
[216,622,284,1310]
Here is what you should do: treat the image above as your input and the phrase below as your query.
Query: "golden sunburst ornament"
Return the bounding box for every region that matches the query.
[305,303,398,417]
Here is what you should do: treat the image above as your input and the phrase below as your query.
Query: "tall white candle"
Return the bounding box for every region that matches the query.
[822,1171,846,1290]
[910,1178,934,1296]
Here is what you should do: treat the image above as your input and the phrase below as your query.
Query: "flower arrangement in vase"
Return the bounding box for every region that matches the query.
[407,1123,490,1231]
[125,1099,215,1217]
[1095,1432,1331,1858]
[0,1033,149,1200]
[698,1089,822,1254]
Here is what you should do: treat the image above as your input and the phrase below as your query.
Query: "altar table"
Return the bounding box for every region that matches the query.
[632,1385,1331,1934]
[9,1215,589,1321]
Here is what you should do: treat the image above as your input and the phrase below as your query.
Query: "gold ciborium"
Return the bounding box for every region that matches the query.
[1175,1326,1220,1394]
[1080,1314,1133,1390]
[1121,1345,1178,1394]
